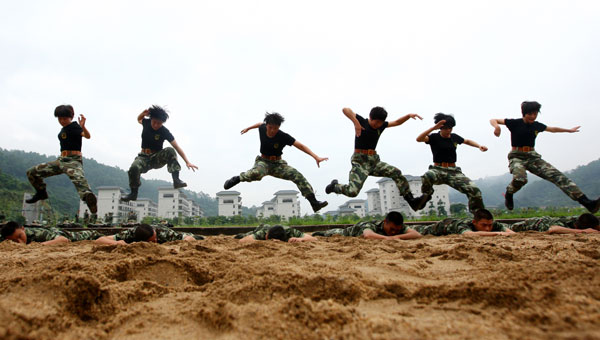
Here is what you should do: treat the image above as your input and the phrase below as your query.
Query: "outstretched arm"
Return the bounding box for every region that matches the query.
[463,139,488,152]
[78,115,91,139]
[391,228,422,240]
[293,141,328,167]
[241,122,262,134]
[169,140,199,171]
[288,234,317,243]
[41,236,70,245]
[388,113,423,128]
[547,226,598,234]
[95,236,127,245]
[137,109,150,124]
[545,126,580,133]
[342,107,364,137]
[416,120,446,142]
[490,119,505,137]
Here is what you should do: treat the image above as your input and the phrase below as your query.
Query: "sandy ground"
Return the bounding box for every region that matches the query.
[0,233,599,340]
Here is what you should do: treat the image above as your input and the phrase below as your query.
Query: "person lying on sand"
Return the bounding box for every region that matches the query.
[509,213,599,234]
[413,209,515,236]
[95,224,204,245]
[0,221,103,244]
[312,211,421,240]
[235,224,316,243]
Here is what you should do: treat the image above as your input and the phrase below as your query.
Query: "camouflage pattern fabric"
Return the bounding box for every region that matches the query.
[26,155,93,200]
[509,216,578,232]
[421,165,484,212]
[236,224,304,240]
[332,153,410,197]
[239,156,315,197]
[128,147,181,189]
[113,225,202,244]
[414,218,509,236]
[317,220,404,237]
[506,151,583,200]
[61,229,104,241]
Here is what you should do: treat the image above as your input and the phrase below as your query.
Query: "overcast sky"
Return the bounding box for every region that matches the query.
[1,0,599,214]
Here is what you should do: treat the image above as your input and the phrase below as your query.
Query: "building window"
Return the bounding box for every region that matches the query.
[224,199,234,204]
[282,199,293,203]
[163,194,174,198]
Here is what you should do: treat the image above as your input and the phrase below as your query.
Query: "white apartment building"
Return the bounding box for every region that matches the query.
[376,176,450,218]
[256,199,276,218]
[365,188,382,216]
[78,186,137,224]
[158,187,194,218]
[133,198,158,222]
[256,190,301,220]
[339,199,367,217]
[216,191,242,216]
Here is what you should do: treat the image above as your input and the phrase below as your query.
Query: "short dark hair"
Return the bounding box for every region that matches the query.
[266,225,289,242]
[133,224,155,242]
[434,113,456,128]
[473,209,494,221]
[148,105,169,122]
[369,107,388,121]
[575,213,599,229]
[1,221,21,239]
[264,112,285,126]
[521,101,541,116]
[385,211,404,226]
[54,105,74,118]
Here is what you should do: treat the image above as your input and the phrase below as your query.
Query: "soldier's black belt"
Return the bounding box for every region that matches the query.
[512,146,534,152]
[354,149,377,155]
[261,154,281,161]
[434,162,456,167]
[61,150,82,157]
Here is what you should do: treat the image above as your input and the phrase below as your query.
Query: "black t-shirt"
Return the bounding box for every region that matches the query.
[427,132,464,163]
[354,114,389,150]
[141,118,175,150]
[58,122,83,151]
[505,118,546,147]
[259,123,296,156]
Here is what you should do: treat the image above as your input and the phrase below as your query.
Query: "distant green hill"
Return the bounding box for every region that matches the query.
[0,148,221,216]
[449,158,600,208]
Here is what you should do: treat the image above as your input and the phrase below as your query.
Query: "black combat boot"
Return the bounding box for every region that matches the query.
[578,195,600,214]
[325,179,338,194]
[307,193,328,212]
[414,194,432,210]
[84,192,98,214]
[26,189,48,204]
[121,187,138,202]
[223,176,240,190]
[504,192,514,210]
[403,192,421,211]
[172,171,187,189]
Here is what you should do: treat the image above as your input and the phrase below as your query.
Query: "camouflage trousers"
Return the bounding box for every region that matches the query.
[239,156,314,197]
[60,229,104,241]
[128,147,181,189]
[421,165,484,212]
[506,151,583,200]
[333,153,410,197]
[316,228,346,237]
[26,155,92,200]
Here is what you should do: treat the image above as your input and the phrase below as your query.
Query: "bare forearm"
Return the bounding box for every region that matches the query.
[394,230,422,240]
[41,236,69,245]
[95,236,119,245]
[343,108,359,123]
[464,139,482,148]
[137,111,147,124]
[81,126,91,139]
[295,142,318,159]
[417,127,436,142]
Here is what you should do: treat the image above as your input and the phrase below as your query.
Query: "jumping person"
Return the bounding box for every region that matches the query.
[223,112,328,212]
[415,113,487,212]
[122,106,198,201]
[490,101,600,212]
[25,105,97,214]
[325,107,423,210]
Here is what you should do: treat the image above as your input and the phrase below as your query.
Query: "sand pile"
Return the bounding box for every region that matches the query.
[0,233,599,339]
